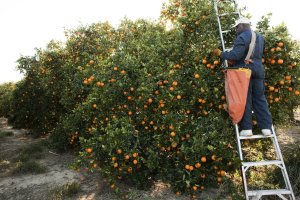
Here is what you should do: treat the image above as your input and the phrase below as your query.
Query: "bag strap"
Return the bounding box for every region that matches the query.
[245,30,256,64]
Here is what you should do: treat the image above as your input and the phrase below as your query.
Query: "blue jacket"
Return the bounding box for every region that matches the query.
[221,30,265,79]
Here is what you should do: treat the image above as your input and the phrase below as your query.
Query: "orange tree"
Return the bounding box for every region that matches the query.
[7,0,300,196]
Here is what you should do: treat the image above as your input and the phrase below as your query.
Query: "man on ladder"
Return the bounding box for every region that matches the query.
[213,1,296,199]
[213,17,273,137]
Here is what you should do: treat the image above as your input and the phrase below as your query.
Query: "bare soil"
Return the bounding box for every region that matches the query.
[0,113,300,200]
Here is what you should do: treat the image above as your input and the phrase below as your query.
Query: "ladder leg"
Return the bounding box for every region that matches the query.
[271,126,296,200]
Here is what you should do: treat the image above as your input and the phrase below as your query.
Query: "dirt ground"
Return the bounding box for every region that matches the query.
[0,112,299,200]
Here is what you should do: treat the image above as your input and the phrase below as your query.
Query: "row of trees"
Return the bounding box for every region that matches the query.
[1,0,299,196]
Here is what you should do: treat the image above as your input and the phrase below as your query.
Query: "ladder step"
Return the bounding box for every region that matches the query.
[218,12,239,17]
[221,30,230,34]
[248,189,292,196]
[239,134,274,140]
[242,160,282,167]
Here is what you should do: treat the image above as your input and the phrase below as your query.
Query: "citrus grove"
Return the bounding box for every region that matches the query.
[2,0,300,197]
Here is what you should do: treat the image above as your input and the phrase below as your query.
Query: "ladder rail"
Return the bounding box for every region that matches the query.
[271,126,296,199]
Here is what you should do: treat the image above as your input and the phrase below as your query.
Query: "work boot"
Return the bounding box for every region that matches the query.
[240,130,253,137]
[262,129,272,136]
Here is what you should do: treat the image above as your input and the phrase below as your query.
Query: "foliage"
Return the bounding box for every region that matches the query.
[6,0,300,196]
[0,82,15,117]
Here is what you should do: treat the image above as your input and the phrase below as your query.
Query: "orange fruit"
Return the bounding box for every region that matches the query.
[285,75,291,80]
[124,155,130,160]
[170,131,176,137]
[113,66,118,71]
[277,59,284,65]
[211,154,216,161]
[195,162,201,168]
[217,177,222,182]
[185,165,190,170]
[202,59,207,64]
[121,70,126,75]
[133,152,138,158]
[220,170,226,176]
[89,60,94,65]
[172,81,178,86]
[201,173,206,179]
[148,98,153,104]
[133,159,138,165]
[112,157,116,161]
[195,73,200,79]
[192,186,198,191]
[117,149,122,154]
[201,156,207,163]
[113,163,118,168]
[86,148,92,153]
[213,60,219,65]
[177,95,182,100]
[93,163,97,169]
[295,90,300,96]
[277,42,284,47]
[189,165,194,171]
[92,104,97,109]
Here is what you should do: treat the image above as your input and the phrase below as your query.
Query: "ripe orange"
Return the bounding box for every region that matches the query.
[217,177,222,182]
[295,90,300,96]
[170,131,176,137]
[202,59,207,64]
[86,148,92,153]
[148,98,153,104]
[213,60,219,65]
[112,157,116,161]
[124,155,130,160]
[195,162,201,168]
[220,170,226,176]
[195,73,200,79]
[277,59,284,65]
[117,149,122,154]
[92,104,97,109]
[277,42,284,47]
[176,95,182,100]
[211,154,216,161]
[189,165,194,171]
[113,66,118,71]
[133,159,138,165]
[113,163,118,168]
[89,60,94,65]
[192,186,197,191]
[133,152,138,158]
[121,70,126,75]
[201,156,207,163]
[285,75,291,80]
[185,165,190,170]
[271,59,276,65]
[201,173,206,179]
[93,163,97,169]
[172,81,178,86]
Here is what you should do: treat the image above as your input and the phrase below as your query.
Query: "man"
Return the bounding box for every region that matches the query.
[214,17,273,137]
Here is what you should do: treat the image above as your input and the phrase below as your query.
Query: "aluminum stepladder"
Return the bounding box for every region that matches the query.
[213,0,296,199]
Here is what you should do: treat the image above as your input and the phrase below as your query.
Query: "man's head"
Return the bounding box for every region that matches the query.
[233,17,251,34]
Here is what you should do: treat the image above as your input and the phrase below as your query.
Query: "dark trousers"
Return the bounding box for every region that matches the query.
[240,78,272,130]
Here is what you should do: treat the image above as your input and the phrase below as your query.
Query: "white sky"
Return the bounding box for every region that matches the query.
[0,0,299,84]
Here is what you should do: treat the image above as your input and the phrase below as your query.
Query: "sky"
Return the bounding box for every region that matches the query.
[0,0,299,84]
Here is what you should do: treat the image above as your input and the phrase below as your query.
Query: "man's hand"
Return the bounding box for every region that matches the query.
[212,48,222,56]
